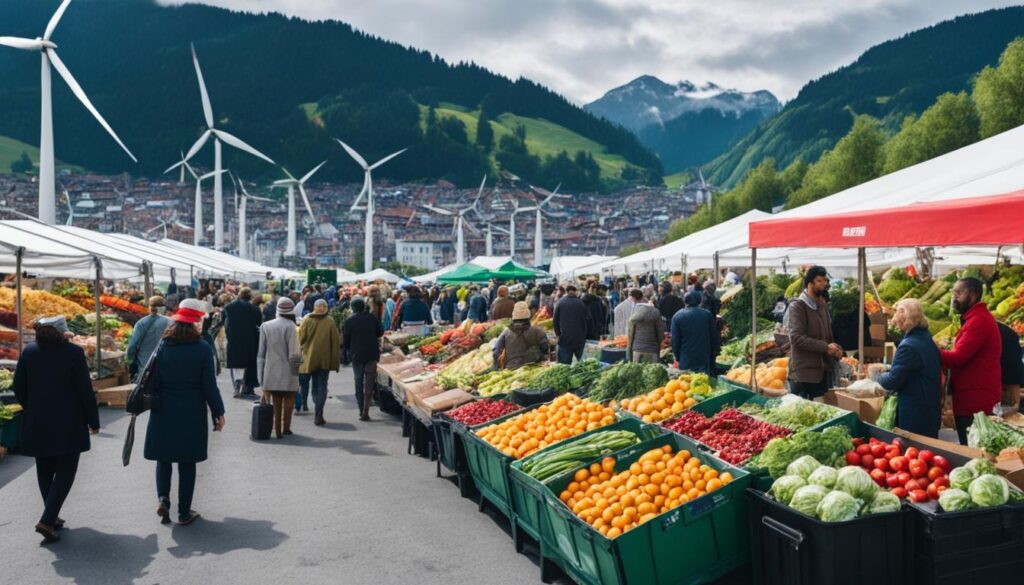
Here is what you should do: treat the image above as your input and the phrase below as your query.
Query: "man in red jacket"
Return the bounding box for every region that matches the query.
[940,277,1002,444]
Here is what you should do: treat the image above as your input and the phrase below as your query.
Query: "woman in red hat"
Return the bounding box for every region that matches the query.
[144,298,226,526]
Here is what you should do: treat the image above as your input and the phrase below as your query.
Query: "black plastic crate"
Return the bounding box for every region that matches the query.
[432,415,467,475]
[748,488,912,585]
[908,500,1024,584]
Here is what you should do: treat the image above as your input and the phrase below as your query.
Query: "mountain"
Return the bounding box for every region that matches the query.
[0,0,661,187]
[703,6,1024,188]
[584,75,780,172]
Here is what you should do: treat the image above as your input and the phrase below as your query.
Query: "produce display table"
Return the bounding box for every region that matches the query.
[432,414,476,497]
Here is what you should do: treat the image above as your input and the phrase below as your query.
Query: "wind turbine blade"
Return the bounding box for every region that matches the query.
[251,195,273,202]
[184,129,211,162]
[44,0,72,41]
[48,50,137,162]
[335,139,368,169]
[300,160,327,184]
[272,179,293,186]
[349,174,368,211]
[298,184,319,235]
[280,167,296,181]
[213,130,275,164]
[163,160,184,175]
[698,168,706,188]
[421,204,453,216]
[464,221,482,237]
[519,206,537,213]
[184,161,198,180]
[190,44,214,129]
[0,37,44,50]
[200,169,227,181]
[369,148,406,170]
[491,225,511,235]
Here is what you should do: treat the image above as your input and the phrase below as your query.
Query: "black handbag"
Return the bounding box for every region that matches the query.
[126,341,164,415]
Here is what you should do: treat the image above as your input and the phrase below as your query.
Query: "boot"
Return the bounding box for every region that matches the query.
[232,379,242,398]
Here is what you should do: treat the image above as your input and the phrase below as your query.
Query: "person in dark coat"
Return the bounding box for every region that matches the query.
[394,286,432,328]
[439,287,457,324]
[700,281,722,317]
[580,290,605,340]
[998,321,1023,413]
[12,316,99,543]
[344,297,385,421]
[873,299,942,437]
[553,285,592,364]
[657,283,685,325]
[223,287,262,397]
[465,286,488,322]
[144,299,226,526]
[670,290,719,374]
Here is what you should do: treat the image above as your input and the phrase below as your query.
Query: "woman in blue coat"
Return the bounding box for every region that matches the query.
[12,316,100,543]
[875,299,942,437]
[144,299,226,526]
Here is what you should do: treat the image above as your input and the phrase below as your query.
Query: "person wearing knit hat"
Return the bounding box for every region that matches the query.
[144,296,225,527]
[297,298,340,425]
[126,295,172,382]
[223,286,262,398]
[492,301,550,370]
[344,294,384,421]
[490,285,515,320]
[670,289,720,374]
[256,297,301,438]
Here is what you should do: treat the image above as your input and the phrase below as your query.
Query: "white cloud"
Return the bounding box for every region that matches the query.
[159,0,1021,103]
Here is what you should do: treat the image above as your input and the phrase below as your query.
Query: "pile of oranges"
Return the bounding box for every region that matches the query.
[725,357,789,391]
[558,445,733,539]
[476,394,616,459]
[619,375,703,423]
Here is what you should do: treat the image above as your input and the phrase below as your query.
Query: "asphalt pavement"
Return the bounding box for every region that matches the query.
[0,368,559,585]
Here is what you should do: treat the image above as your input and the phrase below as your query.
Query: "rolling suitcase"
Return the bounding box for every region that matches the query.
[251,400,273,440]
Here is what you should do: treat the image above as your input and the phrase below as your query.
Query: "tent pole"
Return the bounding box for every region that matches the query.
[713,251,720,287]
[751,248,758,394]
[94,256,103,374]
[15,247,24,353]
[144,261,153,301]
[858,248,866,366]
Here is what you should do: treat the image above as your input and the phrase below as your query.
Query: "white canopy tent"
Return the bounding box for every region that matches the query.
[0,221,142,280]
[549,255,617,281]
[411,264,456,283]
[157,239,299,281]
[467,256,513,271]
[341,268,401,284]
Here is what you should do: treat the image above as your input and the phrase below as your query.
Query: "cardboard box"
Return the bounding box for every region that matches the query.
[822,389,839,407]
[91,376,121,391]
[406,379,443,406]
[834,389,886,424]
[94,383,133,407]
[890,427,986,459]
[420,389,475,414]
[995,449,1024,490]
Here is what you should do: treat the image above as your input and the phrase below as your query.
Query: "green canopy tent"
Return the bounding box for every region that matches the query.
[487,260,548,281]
[436,262,491,283]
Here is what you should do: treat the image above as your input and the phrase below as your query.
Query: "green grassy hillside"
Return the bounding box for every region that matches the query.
[0,136,39,174]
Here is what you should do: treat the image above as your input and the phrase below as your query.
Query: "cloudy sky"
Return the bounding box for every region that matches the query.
[160,0,1021,104]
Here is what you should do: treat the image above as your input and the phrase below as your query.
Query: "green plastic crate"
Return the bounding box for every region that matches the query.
[462,404,542,520]
[716,375,752,394]
[540,433,752,585]
[509,417,666,547]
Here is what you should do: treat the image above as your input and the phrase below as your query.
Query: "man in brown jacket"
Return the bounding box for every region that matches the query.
[490,286,516,320]
[493,302,550,369]
[786,266,843,398]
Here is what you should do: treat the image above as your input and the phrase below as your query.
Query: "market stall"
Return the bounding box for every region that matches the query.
[549,255,617,282]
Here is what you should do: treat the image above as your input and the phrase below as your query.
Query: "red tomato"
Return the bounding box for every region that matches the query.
[892,438,904,450]
[890,457,907,472]
[905,447,919,460]
[909,459,928,479]
[927,466,945,482]
[845,451,861,466]
[904,479,920,491]
[861,454,875,469]
[896,471,912,485]
[933,476,950,488]
[856,444,872,456]
[937,485,948,495]
[918,449,935,465]
[852,438,865,447]
[891,487,908,499]
[932,455,952,473]
[910,489,929,503]
[869,437,881,445]
[870,468,887,485]
[886,473,902,488]
[927,483,940,500]
[885,447,899,459]
[870,443,886,458]
[874,458,890,472]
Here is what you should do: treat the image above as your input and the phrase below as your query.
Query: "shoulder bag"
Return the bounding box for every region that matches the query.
[122,341,164,466]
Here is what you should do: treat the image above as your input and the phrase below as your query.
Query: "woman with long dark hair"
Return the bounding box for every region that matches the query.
[144,298,226,526]
[13,315,99,543]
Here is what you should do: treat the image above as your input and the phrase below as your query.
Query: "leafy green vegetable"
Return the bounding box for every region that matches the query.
[835,466,878,500]
[968,474,1010,507]
[949,467,977,491]
[964,458,998,477]
[743,398,844,431]
[867,491,901,514]
[748,425,853,479]
[876,395,897,430]
[968,412,1024,455]
[771,475,807,505]
[527,364,575,394]
[588,362,668,403]
[817,490,861,522]
[789,484,829,517]
[568,359,603,390]
[786,455,822,479]
[807,466,838,489]
[938,488,974,512]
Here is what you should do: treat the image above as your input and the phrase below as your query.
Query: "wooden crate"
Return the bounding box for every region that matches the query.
[95,384,133,407]
[92,376,121,391]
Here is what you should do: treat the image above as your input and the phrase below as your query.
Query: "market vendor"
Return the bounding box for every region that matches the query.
[873,299,941,437]
[493,302,549,370]
[998,321,1023,412]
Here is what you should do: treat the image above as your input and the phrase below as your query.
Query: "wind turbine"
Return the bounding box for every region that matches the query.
[271,161,326,257]
[698,168,713,208]
[164,150,196,185]
[0,0,136,224]
[193,169,226,246]
[421,175,487,264]
[230,173,271,260]
[184,44,274,250]
[528,184,564,266]
[147,212,184,240]
[60,184,72,226]
[336,139,406,273]
[484,223,510,256]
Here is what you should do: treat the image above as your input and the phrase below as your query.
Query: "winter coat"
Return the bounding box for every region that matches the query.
[396,298,432,326]
[1000,321,1024,385]
[467,293,488,322]
[125,313,170,380]
[613,299,636,338]
[494,321,549,369]
[786,293,835,384]
[144,339,225,463]
[262,298,278,322]
[344,311,384,365]
[939,302,1002,417]
[223,298,262,369]
[439,293,457,323]
[581,293,605,340]
[257,317,301,392]
[658,294,685,325]
[553,295,592,350]
[671,306,718,374]
[877,327,942,437]
[628,304,665,359]
[490,297,516,320]
[700,293,721,317]
[12,342,99,458]
[298,313,340,374]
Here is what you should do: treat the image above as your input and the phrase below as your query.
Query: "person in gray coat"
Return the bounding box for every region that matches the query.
[257,297,302,438]
[627,290,665,363]
[125,296,170,381]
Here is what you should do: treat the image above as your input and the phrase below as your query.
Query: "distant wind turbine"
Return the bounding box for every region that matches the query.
[230,173,271,259]
[272,161,326,257]
[336,139,406,273]
[193,169,226,246]
[484,223,510,257]
[147,212,183,240]
[421,175,487,264]
[184,43,274,250]
[164,150,196,185]
[0,0,137,224]
[527,184,565,266]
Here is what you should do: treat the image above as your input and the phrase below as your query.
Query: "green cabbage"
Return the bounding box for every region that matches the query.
[938,488,974,512]
[949,466,978,491]
[807,466,838,490]
[867,491,901,515]
[786,455,823,479]
[968,474,1010,507]
[835,466,878,500]
[789,484,829,517]
[964,458,998,477]
[771,475,808,505]
[817,490,862,522]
